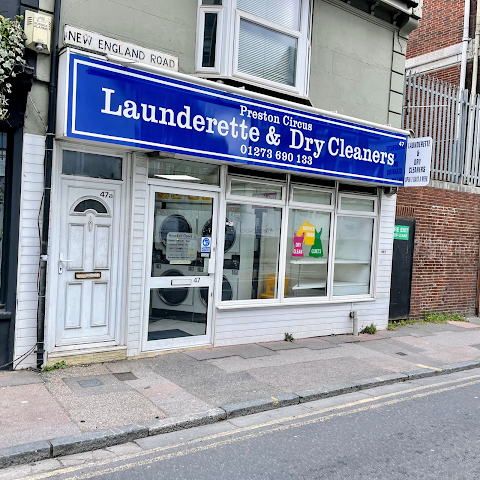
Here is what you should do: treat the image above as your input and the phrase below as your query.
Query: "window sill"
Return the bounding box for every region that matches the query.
[216,295,375,310]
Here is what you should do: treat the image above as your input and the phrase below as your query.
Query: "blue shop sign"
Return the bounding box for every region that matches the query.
[62,52,407,185]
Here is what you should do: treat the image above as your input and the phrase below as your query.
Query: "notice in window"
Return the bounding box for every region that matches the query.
[166,233,197,264]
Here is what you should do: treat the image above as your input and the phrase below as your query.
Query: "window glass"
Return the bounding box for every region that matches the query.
[202,13,218,67]
[74,199,108,214]
[230,179,282,200]
[202,0,222,4]
[333,216,374,296]
[340,196,375,213]
[292,188,331,205]
[237,0,301,29]
[62,151,122,180]
[222,203,282,300]
[238,19,297,86]
[285,209,330,298]
[151,193,213,275]
[149,157,220,185]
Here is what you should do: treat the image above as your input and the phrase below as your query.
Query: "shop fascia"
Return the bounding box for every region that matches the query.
[57,48,408,185]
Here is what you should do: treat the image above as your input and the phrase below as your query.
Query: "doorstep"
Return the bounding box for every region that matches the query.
[46,347,127,367]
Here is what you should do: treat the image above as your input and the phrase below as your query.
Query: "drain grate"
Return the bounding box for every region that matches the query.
[113,372,137,381]
[396,352,407,356]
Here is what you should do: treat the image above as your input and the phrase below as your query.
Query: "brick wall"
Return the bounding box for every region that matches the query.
[407,0,468,59]
[428,65,462,86]
[396,186,480,318]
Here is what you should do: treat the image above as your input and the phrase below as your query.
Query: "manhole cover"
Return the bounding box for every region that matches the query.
[396,352,407,356]
[77,378,103,388]
[113,372,137,381]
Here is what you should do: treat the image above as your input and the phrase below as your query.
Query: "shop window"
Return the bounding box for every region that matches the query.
[62,151,122,180]
[223,203,282,300]
[148,157,220,185]
[333,216,374,296]
[285,209,331,298]
[196,0,311,97]
[221,172,378,304]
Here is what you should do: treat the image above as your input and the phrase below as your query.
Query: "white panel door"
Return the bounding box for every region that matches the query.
[55,180,122,347]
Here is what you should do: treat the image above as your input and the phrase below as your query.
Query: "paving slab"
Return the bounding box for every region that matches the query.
[357,334,385,341]
[257,340,304,351]
[447,321,480,328]
[294,338,338,350]
[324,335,361,344]
[248,357,390,391]
[360,338,426,355]
[0,371,42,388]
[55,390,166,432]
[62,374,133,397]
[221,344,278,358]
[0,384,74,447]
[182,347,237,361]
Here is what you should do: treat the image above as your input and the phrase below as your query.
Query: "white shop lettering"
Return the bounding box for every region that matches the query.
[100,88,395,165]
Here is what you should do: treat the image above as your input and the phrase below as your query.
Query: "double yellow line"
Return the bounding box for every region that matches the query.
[22,372,480,480]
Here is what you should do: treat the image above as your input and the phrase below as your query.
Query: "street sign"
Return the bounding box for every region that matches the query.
[404,137,432,186]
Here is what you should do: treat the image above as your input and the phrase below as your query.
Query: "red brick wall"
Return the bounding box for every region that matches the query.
[427,65,462,86]
[395,186,480,318]
[406,0,472,59]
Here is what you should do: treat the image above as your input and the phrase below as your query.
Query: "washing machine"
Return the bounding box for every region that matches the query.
[198,274,238,307]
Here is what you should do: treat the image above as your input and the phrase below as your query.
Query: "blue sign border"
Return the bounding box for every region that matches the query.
[64,52,407,185]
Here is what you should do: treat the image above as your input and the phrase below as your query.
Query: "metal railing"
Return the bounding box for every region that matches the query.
[403,71,479,185]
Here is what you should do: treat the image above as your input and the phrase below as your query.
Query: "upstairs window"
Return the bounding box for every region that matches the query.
[196,0,311,97]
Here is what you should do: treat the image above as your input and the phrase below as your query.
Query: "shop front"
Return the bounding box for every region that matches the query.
[45,48,407,361]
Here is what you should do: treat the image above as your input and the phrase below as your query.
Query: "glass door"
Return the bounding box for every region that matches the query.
[146,186,218,349]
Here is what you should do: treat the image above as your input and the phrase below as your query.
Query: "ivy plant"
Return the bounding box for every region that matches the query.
[0,15,27,121]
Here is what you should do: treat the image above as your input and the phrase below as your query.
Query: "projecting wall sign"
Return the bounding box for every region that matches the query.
[63,25,178,71]
[59,51,408,185]
[404,137,432,187]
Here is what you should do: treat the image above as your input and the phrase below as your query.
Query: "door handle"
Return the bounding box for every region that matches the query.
[59,253,74,274]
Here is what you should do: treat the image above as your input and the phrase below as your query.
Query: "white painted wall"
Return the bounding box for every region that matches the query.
[14,133,45,369]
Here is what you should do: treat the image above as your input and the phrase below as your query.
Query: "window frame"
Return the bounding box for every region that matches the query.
[219,174,380,306]
[195,0,312,98]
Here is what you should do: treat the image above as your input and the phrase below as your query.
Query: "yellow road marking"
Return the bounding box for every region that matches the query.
[21,371,480,480]
[271,396,279,405]
[416,364,443,371]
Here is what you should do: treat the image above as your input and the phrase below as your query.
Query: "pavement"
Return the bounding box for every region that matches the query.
[3,318,480,469]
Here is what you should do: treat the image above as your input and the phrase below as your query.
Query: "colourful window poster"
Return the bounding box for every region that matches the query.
[297,221,315,245]
[292,233,305,257]
[309,229,324,258]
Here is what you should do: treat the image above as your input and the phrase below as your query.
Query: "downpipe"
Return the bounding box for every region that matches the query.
[37,0,61,369]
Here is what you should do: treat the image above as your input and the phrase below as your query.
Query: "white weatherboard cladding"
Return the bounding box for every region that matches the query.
[214,193,396,346]
[126,153,149,357]
[15,133,45,369]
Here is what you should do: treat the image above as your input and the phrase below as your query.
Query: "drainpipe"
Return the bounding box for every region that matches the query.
[460,0,471,90]
[37,0,61,368]
[471,0,480,96]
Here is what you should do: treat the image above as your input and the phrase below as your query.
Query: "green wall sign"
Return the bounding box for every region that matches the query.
[394,225,409,240]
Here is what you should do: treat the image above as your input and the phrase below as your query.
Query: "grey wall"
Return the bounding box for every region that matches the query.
[309,0,394,125]
[25,0,198,135]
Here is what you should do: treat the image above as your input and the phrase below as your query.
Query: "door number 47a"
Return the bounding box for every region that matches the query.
[100,191,113,198]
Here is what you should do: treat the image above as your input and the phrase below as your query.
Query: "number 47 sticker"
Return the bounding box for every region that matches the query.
[100,191,113,198]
